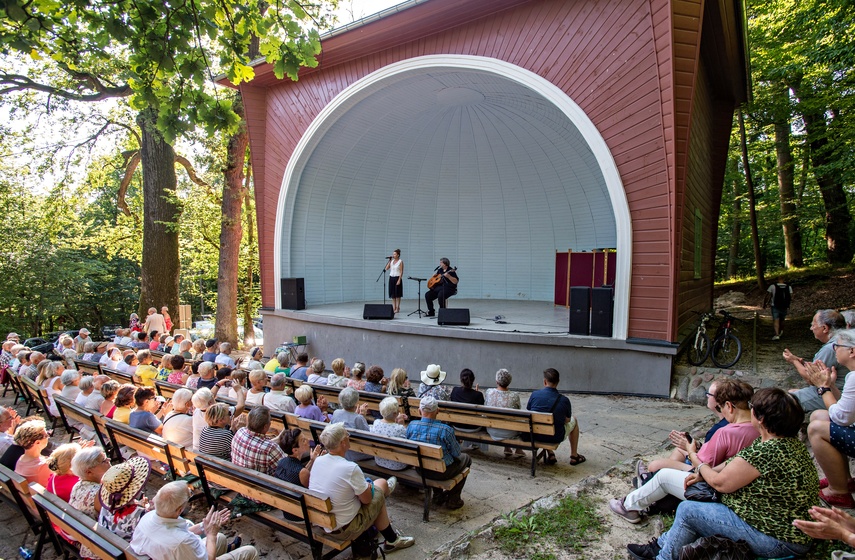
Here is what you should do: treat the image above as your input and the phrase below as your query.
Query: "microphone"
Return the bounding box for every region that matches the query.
[386,256,395,259]
[434,265,442,272]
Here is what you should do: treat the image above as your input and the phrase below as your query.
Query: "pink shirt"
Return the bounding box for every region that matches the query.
[698,421,759,466]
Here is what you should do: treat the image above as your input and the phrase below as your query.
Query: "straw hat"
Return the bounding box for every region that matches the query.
[99,456,151,510]
[420,364,446,386]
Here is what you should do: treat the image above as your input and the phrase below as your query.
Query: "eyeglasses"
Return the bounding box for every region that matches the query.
[748,401,754,409]
[833,343,854,351]
[705,392,715,398]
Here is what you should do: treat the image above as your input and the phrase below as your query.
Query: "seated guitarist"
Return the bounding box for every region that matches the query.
[425,258,458,317]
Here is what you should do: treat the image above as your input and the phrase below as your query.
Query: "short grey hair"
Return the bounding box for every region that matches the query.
[835,329,855,348]
[270,373,287,389]
[247,406,271,434]
[379,397,399,420]
[495,368,512,388]
[60,370,80,386]
[83,341,95,353]
[339,387,359,411]
[277,352,290,367]
[419,396,439,413]
[199,362,216,376]
[154,481,192,516]
[816,309,846,332]
[172,388,193,411]
[843,310,855,329]
[70,446,107,478]
[191,388,214,410]
[78,375,94,392]
[312,359,325,374]
[319,422,348,450]
[219,342,231,353]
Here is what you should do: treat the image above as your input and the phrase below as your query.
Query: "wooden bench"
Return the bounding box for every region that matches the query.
[0,464,56,557]
[18,375,66,431]
[298,417,467,522]
[100,366,136,386]
[154,380,185,399]
[407,398,559,476]
[9,371,33,408]
[33,490,150,560]
[194,454,353,560]
[73,359,102,376]
[102,419,182,477]
[53,395,116,456]
[283,379,400,416]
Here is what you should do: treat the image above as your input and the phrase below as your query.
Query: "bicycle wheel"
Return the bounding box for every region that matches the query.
[687,332,711,366]
[711,333,742,368]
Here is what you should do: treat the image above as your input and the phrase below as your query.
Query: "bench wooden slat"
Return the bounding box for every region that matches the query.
[73,359,102,376]
[53,395,114,452]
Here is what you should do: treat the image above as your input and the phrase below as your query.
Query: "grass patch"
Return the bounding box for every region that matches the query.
[494,494,603,557]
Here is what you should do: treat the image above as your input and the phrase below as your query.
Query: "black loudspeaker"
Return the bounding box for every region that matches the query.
[363,304,394,320]
[569,286,591,335]
[591,286,614,337]
[281,278,305,310]
[438,308,470,326]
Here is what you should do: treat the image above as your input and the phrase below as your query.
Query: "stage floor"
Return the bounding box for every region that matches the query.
[293,299,573,335]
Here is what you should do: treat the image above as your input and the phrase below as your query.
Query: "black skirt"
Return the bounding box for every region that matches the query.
[389,276,403,298]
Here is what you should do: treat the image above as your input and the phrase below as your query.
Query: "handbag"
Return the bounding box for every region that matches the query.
[684,481,720,502]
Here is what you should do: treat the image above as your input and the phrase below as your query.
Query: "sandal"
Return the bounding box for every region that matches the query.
[569,454,587,466]
[227,536,242,553]
[819,489,855,508]
[544,451,558,465]
[503,447,513,458]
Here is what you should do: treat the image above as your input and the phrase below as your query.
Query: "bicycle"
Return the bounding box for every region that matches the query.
[710,310,743,368]
[687,311,715,366]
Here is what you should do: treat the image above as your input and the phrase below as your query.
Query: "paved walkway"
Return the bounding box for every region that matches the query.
[0,392,712,560]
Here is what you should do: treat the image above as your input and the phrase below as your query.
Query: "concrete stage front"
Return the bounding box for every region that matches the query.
[262,299,676,397]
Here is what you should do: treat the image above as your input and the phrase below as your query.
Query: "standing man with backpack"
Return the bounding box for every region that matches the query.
[764,277,792,341]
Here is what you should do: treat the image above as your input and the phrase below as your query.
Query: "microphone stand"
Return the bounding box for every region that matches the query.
[376,257,393,306]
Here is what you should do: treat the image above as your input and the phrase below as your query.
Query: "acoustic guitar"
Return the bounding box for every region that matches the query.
[428,267,457,289]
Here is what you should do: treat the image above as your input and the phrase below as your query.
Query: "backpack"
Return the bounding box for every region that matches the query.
[772,283,791,309]
[350,527,385,560]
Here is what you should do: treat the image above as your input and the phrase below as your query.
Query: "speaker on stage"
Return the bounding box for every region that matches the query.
[363,304,394,320]
[281,278,305,310]
[438,308,470,326]
[569,286,590,335]
[591,286,614,337]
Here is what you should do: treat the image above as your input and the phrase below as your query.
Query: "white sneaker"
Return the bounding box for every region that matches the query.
[382,535,415,552]
[772,334,780,341]
[387,476,398,495]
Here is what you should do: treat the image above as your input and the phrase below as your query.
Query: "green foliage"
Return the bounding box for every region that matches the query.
[493,495,603,557]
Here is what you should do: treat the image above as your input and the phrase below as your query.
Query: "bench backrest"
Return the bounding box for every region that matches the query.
[100,366,135,386]
[19,375,50,415]
[53,395,113,451]
[154,380,184,399]
[193,453,337,530]
[103,419,178,477]
[0,463,42,533]
[283,379,400,415]
[73,359,102,376]
[407,398,557,436]
[33,491,149,560]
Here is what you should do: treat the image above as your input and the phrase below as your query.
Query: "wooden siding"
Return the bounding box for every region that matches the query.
[241,0,746,341]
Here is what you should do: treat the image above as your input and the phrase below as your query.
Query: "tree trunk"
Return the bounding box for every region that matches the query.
[738,109,766,291]
[791,83,853,264]
[242,162,256,347]
[773,91,804,268]
[136,108,180,317]
[726,157,741,280]
[214,98,249,345]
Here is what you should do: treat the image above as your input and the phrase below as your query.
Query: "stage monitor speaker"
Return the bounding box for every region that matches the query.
[281,278,305,310]
[591,286,614,337]
[363,304,394,320]
[569,286,591,335]
[438,308,470,326]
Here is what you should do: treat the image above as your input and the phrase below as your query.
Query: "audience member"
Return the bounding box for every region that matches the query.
[171,334,185,355]
[142,307,167,336]
[363,365,384,393]
[46,442,83,501]
[327,358,350,388]
[406,396,470,509]
[60,370,81,401]
[309,423,413,552]
[112,384,137,423]
[91,341,108,362]
[449,368,485,442]
[131,481,258,560]
[231,406,283,475]
[485,368,525,457]
[0,407,21,455]
[157,354,173,381]
[331,387,372,461]
[272,352,290,374]
[130,387,173,435]
[69,446,111,559]
[290,353,310,381]
[133,350,158,387]
[275,428,323,487]
[215,343,236,367]
[14,419,51,486]
[201,339,218,362]
[81,341,96,361]
[98,457,152,542]
[387,368,414,398]
[168,355,188,384]
[199,403,236,460]
[99,380,120,417]
[785,309,848,412]
[162,388,194,448]
[307,359,329,385]
[370,397,410,471]
[294,385,330,422]
[149,331,162,351]
[526,368,583,466]
[245,369,268,406]
[75,375,95,406]
[417,364,449,400]
[244,347,263,370]
[347,362,366,390]
[260,373,296,413]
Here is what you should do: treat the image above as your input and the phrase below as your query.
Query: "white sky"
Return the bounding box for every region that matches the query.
[334,0,405,25]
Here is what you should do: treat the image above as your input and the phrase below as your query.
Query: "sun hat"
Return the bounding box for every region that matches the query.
[6,333,19,341]
[420,364,446,386]
[99,456,151,510]
[96,341,108,349]
[163,336,174,345]
[79,328,90,335]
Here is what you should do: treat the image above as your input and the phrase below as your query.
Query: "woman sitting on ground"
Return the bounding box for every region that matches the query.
[625,388,818,560]
[294,385,330,422]
[610,379,759,524]
[275,428,323,487]
[347,362,367,391]
[485,368,525,457]
[370,397,410,471]
[363,365,385,393]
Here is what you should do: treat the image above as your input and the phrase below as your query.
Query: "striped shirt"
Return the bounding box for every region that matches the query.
[198,426,233,461]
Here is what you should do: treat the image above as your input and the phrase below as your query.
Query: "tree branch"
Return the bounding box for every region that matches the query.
[0,72,132,101]
[118,151,141,219]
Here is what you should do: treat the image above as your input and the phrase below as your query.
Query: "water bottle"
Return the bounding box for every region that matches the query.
[18,546,33,559]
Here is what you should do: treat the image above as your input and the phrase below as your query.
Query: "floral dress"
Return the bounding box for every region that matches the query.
[485,388,522,440]
[70,480,100,558]
[417,383,449,401]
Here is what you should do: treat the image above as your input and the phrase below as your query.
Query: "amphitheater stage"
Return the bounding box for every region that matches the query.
[261,299,676,396]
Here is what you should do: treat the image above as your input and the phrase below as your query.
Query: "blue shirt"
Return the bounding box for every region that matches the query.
[290,366,308,381]
[129,410,161,434]
[406,417,460,466]
[526,386,571,443]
